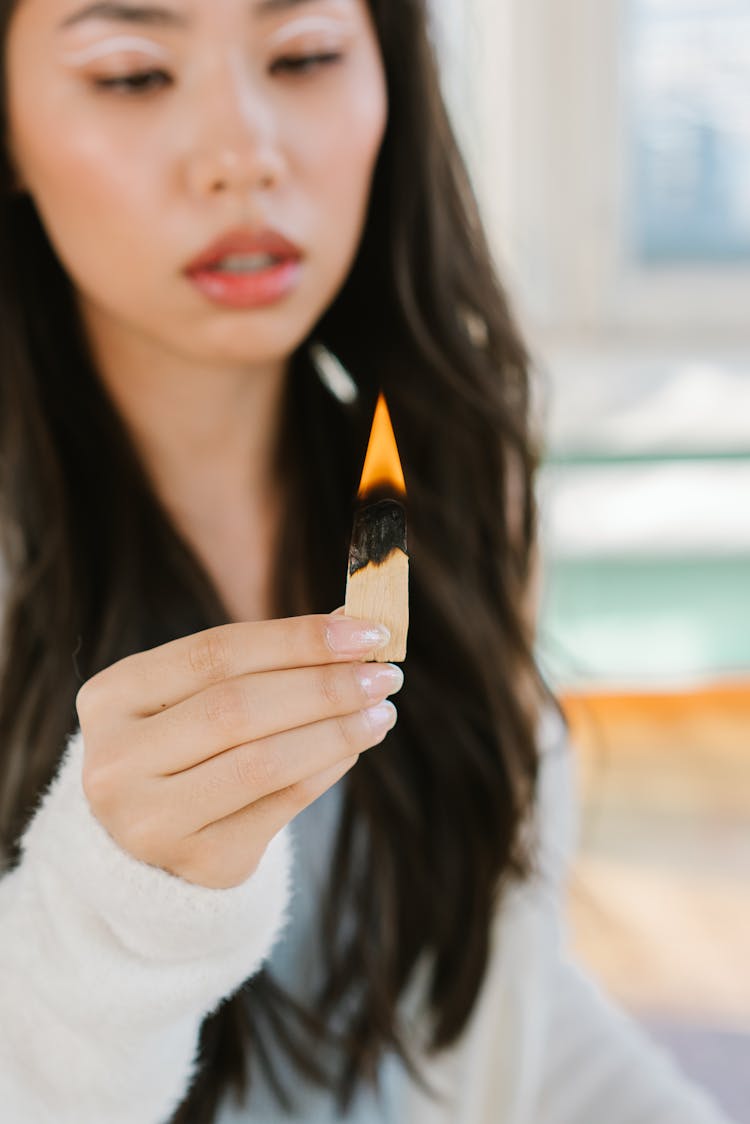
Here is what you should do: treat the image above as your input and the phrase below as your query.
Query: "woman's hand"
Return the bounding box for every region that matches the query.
[75,614,401,889]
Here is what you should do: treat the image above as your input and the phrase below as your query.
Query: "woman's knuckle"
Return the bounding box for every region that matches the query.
[293,615,327,662]
[314,615,334,655]
[274,616,308,666]
[333,712,359,754]
[320,666,345,709]
[188,629,230,682]
[233,746,275,793]
[191,765,225,803]
[203,680,247,726]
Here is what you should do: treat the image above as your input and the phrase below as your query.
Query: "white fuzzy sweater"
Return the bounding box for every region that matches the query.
[0,711,735,1124]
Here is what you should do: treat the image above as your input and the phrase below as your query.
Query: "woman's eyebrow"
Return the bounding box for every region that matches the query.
[58,0,330,33]
[58,3,188,29]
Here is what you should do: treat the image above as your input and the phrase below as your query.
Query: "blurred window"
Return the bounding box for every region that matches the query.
[434,1,750,689]
[465,0,750,339]
[628,0,750,265]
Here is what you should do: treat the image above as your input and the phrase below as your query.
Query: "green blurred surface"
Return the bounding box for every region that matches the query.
[540,556,750,686]
[535,353,750,691]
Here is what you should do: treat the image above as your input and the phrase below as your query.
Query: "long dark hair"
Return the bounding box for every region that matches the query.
[0,0,548,1118]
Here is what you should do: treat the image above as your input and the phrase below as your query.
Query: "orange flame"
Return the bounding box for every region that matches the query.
[357,393,406,499]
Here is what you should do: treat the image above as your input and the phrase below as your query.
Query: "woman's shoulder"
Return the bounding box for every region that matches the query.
[508,700,579,912]
[534,701,579,886]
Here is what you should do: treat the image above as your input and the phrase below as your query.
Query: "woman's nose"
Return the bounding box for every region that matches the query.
[184,65,287,200]
[186,141,283,199]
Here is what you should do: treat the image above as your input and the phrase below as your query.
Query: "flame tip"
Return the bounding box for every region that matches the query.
[357,392,405,498]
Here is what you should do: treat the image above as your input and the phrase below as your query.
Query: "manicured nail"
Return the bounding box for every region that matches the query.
[325,617,390,654]
[364,700,397,733]
[358,664,404,700]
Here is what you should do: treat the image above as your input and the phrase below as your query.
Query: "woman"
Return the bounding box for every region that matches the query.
[0,1,735,1121]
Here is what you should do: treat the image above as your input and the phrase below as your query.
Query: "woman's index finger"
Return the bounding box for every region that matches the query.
[120,614,391,717]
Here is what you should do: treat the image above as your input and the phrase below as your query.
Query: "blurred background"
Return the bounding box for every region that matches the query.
[432,1,750,1119]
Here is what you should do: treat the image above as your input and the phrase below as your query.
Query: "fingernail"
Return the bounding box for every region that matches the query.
[325,617,390,654]
[359,664,404,700]
[364,700,398,733]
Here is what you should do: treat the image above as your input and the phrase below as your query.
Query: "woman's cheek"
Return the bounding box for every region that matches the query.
[317,78,386,209]
[24,104,160,276]
[29,155,138,285]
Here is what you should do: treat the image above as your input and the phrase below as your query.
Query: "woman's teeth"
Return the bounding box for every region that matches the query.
[211,253,282,273]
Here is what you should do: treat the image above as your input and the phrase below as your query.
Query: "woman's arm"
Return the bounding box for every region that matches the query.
[0,609,395,1121]
[0,727,292,1124]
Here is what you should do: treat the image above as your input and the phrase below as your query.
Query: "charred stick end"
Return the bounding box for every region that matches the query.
[348,499,407,574]
[345,499,409,662]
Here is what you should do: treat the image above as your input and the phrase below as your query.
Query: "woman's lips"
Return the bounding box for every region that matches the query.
[184,225,304,309]
[187,259,303,309]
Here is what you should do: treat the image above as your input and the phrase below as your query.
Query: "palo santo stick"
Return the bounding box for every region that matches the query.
[345,498,409,662]
[344,394,409,662]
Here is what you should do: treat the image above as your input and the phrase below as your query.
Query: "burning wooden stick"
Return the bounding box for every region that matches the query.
[344,394,409,662]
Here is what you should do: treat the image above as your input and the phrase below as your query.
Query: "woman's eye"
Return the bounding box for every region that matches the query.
[271,52,343,76]
[93,70,173,95]
[90,52,342,96]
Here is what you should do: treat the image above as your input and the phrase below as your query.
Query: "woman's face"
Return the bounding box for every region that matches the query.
[4,0,388,367]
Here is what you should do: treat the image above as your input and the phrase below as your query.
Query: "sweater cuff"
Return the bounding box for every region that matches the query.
[20,726,292,967]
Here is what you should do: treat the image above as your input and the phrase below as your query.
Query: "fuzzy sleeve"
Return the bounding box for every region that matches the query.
[0,726,292,1124]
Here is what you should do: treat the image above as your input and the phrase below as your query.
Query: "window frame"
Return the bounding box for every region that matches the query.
[459,0,750,348]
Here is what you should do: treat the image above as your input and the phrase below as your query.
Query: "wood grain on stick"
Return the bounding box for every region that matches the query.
[345,549,409,663]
